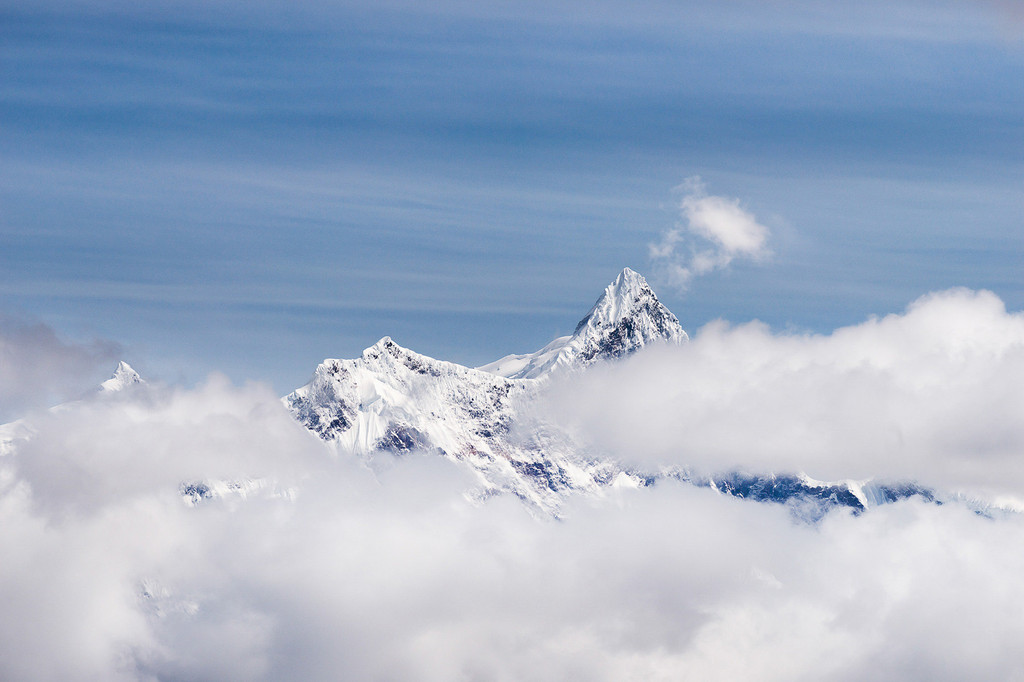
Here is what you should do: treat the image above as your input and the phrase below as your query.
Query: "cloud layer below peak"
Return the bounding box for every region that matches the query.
[544,287,1024,500]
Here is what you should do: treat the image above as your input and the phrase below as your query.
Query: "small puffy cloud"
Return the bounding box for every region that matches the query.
[649,178,771,292]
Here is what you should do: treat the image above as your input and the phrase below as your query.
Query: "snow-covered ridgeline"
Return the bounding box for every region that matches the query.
[283,268,688,512]
[1,269,966,518]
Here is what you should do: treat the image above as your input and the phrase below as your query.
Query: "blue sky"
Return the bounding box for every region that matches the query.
[2,0,1021,392]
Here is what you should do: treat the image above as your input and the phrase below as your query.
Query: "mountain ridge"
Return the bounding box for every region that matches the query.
[0,272,947,519]
[284,268,688,512]
[284,268,946,518]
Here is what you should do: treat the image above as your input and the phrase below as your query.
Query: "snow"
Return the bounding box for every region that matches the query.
[100,361,143,393]
[285,335,583,512]
[0,273,985,519]
[2,361,144,456]
[479,267,688,379]
[476,336,570,378]
[0,418,33,457]
[289,269,923,517]
[799,472,874,508]
[285,269,688,513]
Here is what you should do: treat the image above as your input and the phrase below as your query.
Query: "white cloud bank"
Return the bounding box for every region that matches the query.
[2,288,1024,679]
[649,178,771,292]
[544,287,1024,500]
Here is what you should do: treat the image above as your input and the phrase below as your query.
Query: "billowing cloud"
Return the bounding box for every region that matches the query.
[649,178,771,292]
[543,287,1024,501]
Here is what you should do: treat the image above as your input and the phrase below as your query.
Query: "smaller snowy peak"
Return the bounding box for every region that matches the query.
[4,361,144,455]
[100,361,144,393]
[483,268,688,379]
[364,336,396,357]
[358,336,467,379]
[361,336,425,366]
[285,335,528,446]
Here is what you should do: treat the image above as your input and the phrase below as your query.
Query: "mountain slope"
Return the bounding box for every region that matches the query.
[285,336,629,512]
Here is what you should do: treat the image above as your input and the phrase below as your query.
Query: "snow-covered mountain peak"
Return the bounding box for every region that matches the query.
[2,361,145,455]
[363,336,396,357]
[356,336,476,380]
[100,361,143,393]
[572,266,685,341]
[481,268,688,379]
[361,336,433,366]
[575,267,648,333]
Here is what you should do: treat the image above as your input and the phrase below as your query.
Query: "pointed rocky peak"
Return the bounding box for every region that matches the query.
[572,267,648,334]
[362,335,395,358]
[573,267,670,334]
[100,361,144,393]
[565,267,687,366]
[481,268,688,379]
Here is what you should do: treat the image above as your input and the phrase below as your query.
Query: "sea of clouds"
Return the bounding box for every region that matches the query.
[2,289,1024,680]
